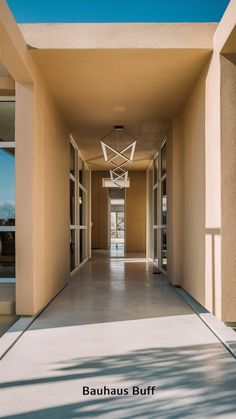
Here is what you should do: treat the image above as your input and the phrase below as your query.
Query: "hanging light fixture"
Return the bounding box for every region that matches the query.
[100,125,137,188]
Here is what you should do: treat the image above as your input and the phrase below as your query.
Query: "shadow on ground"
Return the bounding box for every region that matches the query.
[1,344,236,418]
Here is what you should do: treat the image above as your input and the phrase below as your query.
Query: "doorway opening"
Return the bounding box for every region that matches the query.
[109,188,125,256]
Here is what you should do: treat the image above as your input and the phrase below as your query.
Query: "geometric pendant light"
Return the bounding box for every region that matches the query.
[100,125,137,188]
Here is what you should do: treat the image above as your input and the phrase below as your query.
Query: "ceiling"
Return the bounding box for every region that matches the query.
[30,48,211,169]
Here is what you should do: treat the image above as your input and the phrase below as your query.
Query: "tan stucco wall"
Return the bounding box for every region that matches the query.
[91,171,146,252]
[19,23,217,50]
[15,74,70,316]
[182,67,206,305]
[126,171,146,252]
[167,121,183,286]
[0,1,70,315]
[170,46,236,322]
[170,65,207,305]
[91,171,109,249]
[220,54,236,322]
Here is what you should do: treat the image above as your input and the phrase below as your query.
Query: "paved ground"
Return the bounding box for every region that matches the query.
[0,314,17,337]
[1,252,236,418]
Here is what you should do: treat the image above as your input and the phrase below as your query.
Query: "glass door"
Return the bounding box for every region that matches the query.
[153,139,167,273]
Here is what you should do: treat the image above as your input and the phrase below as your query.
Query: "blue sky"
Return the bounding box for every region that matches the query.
[7,0,230,23]
[0,151,15,216]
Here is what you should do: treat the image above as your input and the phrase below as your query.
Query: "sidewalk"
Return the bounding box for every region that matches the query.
[1,254,236,418]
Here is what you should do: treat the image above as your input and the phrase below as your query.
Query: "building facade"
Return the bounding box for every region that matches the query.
[0,0,236,323]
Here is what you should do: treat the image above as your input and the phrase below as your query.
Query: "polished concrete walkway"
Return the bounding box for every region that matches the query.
[1,252,236,418]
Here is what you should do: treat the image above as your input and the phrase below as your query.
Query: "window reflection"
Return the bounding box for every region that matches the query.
[70,180,76,225]
[70,143,76,176]
[154,156,158,184]
[79,188,87,226]
[0,101,15,142]
[0,149,15,226]
[70,229,76,271]
[0,232,15,278]
[161,142,167,177]
[161,178,167,225]
[161,228,167,270]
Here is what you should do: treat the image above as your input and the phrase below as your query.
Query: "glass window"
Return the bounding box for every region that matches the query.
[154,156,158,184]
[70,229,76,271]
[0,231,15,278]
[79,188,87,226]
[0,101,15,142]
[0,149,15,226]
[70,180,76,225]
[153,188,157,225]
[161,178,167,225]
[161,142,167,177]
[154,229,157,261]
[117,212,124,231]
[70,143,76,176]
[78,156,84,185]
[161,228,167,270]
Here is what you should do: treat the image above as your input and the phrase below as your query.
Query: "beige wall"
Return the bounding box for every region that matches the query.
[169,64,208,306]
[91,171,109,249]
[15,76,70,316]
[220,54,236,322]
[170,48,236,322]
[0,2,70,315]
[126,171,146,252]
[91,170,146,252]
[167,121,183,286]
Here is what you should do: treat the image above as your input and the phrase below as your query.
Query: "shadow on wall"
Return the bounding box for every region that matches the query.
[1,344,236,418]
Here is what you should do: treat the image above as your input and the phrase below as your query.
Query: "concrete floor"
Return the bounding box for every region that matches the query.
[0,251,236,418]
[0,314,18,337]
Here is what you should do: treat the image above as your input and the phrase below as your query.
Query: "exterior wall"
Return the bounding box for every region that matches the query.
[204,51,221,318]
[169,64,208,306]
[0,2,70,315]
[220,54,236,322]
[182,66,206,305]
[170,40,236,322]
[125,171,146,252]
[91,170,146,252]
[91,171,109,249]
[15,74,70,316]
[167,120,183,286]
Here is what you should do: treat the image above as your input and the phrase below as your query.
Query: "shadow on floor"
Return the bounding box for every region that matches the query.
[1,344,236,418]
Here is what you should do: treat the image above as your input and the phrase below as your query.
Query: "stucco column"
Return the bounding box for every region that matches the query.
[205,52,222,318]
[220,54,236,323]
[15,82,46,315]
[167,120,184,285]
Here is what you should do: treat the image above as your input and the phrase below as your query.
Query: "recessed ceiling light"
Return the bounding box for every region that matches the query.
[113,106,127,113]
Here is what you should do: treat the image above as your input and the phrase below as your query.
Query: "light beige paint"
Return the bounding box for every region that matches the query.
[220,54,236,322]
[0,0,70,315]
[15,79,70,316]
[213,0,236,53]
[0,75,14,94]
[19,23,217,50]
[204,51,222,318]
[125,171,146,252]
[167,121,183,286]
[169,64,207,306]
[91,171,109,249]
[25,48,211,170]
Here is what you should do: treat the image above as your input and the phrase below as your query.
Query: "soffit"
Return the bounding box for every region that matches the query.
[28,48,211,169]
[20,23,216,170]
